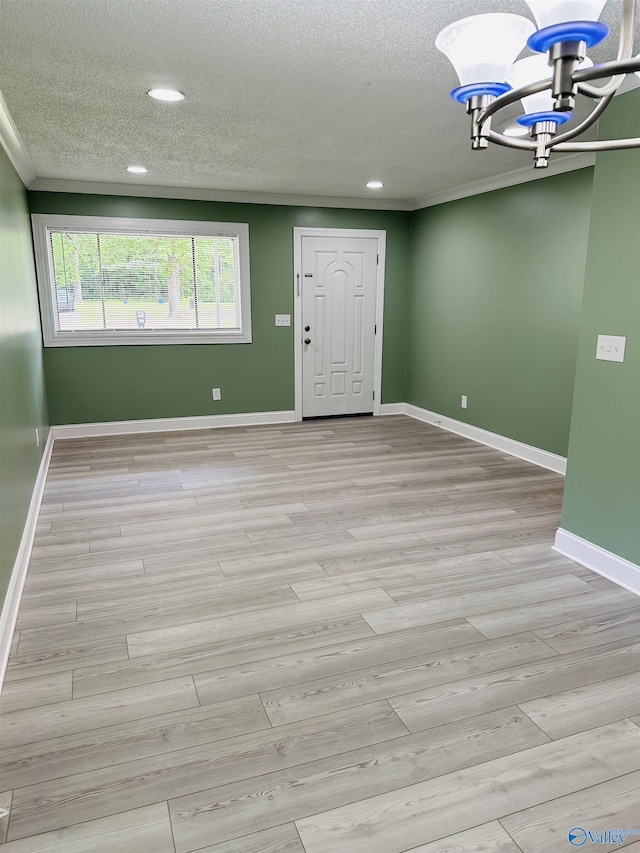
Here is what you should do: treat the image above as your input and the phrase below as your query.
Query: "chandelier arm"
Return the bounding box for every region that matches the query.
[618,0,637,57]
[549,92,615,147]
[479,58,640,128]
[486,129,537,150]
[577,76,626,99]
[477,79,552,128]
[578,0,636,97]
[554,137,640,152]
[573,57,640,84]
[478,57,640,139]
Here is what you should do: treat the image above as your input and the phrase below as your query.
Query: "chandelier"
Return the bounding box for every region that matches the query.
[436,0,640,168]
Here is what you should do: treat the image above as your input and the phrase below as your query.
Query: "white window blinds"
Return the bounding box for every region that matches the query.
[49,231,241,333]
[32,215,252,347]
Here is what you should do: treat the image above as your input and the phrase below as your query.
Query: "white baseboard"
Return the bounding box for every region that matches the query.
[554,528,640,596]
[50,410,296,439]
[384,402,566,475]
[0,432,54,693]
[379,403,406,416]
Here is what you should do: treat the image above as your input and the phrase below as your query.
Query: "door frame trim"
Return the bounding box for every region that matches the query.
[293,227,387,422]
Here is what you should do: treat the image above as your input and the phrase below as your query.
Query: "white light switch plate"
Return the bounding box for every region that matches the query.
[596,334,626,363]
[275,314,291,327]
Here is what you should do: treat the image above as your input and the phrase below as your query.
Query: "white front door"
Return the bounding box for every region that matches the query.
[301,234,378,418]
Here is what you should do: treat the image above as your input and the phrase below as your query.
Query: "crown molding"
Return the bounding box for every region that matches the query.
[28,178,414,211]
[409,75,637,210]
[0,89,37,186]
[410,152,596,210]
[6,71,638,212]
[29,156,597,213]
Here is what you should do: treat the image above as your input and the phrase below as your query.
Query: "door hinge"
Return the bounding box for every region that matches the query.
[373,390,375,400]
[376,254,379,265]
[374,324,377,334]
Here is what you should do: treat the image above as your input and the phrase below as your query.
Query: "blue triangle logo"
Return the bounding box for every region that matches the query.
[568,828,587,846]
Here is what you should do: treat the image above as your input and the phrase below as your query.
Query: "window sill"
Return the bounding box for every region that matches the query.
[43,331,253,347]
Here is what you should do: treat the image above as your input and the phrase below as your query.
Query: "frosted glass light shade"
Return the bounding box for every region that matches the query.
[435,14,535,88]
[523,0,609,29]
[506,54,593,114]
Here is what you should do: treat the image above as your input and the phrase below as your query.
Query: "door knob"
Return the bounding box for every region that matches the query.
[304,325,310,332]
[304,338,311,345]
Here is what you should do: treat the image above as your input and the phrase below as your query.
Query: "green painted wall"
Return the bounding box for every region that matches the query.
[0,148,48,607]
[406,169,593,457]
[561,91,640,564]
[28,193,411,424]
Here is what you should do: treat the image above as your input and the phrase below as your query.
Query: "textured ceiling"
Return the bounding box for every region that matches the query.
[0,0,637,202]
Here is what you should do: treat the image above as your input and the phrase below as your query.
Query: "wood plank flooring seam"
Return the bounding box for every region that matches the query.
[166,708,542,851]
[164,799,179,853]
[513,703,562,745]
[381,571,589,611]
[0,678,201,753]
[42,695,530,811]
[471,619,563,653]
[7,702,408,839]
[293,720,640,853]
[383,699,414,739]
[293,822,308,853]
[496,819,527,853]
[0,790,14,845]
[530,606,640,653]
[169,810,305,853]
[228,625,543,699]
[518,702,640,743]
[0,696,272,795]
[0,673,74,716]
[191,676,204,707]
[516,673,640,741]
[257,633,560,728]
[395,818,529,853]
[389,637,640,735]
[125,590,399,658]
[256,692,274,728]
[492,655,640,713]
[71,613,372,691]
[494,766,640,834]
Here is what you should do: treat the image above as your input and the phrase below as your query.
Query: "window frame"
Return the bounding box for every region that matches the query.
[31,213,252,347]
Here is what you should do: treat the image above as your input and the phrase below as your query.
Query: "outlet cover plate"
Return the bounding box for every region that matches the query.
[275,314,291,327]
[596,334,626,363]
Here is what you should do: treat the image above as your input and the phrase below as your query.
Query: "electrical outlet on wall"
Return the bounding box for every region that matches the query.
[212,388,221,401]
[461,395,468,409]
[596,334,626,363]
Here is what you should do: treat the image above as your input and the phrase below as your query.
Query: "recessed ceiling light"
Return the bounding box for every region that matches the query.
[126,165,148,174]
[502,124,529,138]
[366,180,384,189]
[148,88,185,102]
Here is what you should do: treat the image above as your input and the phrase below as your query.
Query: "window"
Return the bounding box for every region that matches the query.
[32,215,251,346]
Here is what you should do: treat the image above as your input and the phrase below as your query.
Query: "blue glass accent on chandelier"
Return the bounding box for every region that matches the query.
[450,82,511,104]
[528,21,609,53]
[517,111,573,127]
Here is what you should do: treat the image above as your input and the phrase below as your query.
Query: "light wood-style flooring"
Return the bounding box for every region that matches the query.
[1,415,639,852]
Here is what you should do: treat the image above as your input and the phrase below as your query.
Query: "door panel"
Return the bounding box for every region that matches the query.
[302,235,377,418]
